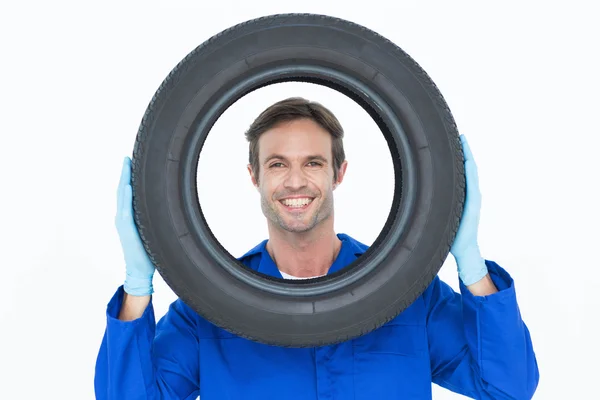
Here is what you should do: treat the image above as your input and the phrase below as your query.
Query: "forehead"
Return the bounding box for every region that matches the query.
[258,119,332,160]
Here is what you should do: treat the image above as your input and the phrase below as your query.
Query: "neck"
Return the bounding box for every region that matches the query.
[265,219,342,278]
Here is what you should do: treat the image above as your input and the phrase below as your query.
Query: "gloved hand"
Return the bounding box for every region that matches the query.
[450,135,488,286]
[115,156,156,296]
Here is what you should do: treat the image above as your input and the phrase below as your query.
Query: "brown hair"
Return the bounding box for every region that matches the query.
[245,97,346,183]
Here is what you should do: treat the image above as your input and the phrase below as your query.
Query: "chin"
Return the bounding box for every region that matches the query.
[273,214,309,232]
[280,213,328,233]
[279,221,313,233]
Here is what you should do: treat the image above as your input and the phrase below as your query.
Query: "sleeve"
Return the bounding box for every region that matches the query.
[424,260,539,399]
[94,286,200,400]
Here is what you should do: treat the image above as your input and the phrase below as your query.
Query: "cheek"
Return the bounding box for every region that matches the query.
[312,172,334,190]
[259,177,279,197]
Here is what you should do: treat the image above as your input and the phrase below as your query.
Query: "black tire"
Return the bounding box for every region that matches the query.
[131,13,465,347]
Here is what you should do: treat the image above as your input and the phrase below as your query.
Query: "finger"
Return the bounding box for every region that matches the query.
[465,158,480,196]
[122,184,134,219]
[460,135,474,163]
[460,135,481,200]
[119,157,132,187]
[117,157,132,213]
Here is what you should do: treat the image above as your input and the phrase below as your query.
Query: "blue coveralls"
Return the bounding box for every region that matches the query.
[94,233,539,399]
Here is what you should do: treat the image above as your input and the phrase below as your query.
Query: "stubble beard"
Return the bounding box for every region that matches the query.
[260,189,334,233]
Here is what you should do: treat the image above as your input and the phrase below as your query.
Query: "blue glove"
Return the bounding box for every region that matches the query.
[115,156,155,296]
[450,135,488,286]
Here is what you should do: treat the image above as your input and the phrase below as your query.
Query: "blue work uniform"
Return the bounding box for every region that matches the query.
[94,233,539,399]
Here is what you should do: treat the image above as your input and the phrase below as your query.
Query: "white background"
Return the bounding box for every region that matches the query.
[1,1,598,399]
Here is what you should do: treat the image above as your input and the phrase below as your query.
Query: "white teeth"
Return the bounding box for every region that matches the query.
[281,198,313,207]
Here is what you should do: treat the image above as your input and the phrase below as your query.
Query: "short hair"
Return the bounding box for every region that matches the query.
[244,97,346,183]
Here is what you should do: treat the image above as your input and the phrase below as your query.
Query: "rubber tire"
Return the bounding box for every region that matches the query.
[131,13,465,347]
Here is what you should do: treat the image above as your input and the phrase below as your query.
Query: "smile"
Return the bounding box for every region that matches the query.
[279,197,314,209]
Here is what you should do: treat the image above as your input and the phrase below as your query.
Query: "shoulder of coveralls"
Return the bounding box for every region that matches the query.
[236,239,269,271]
[338,233,370,256]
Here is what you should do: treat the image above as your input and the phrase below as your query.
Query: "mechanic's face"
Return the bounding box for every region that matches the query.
[248,118,347,234]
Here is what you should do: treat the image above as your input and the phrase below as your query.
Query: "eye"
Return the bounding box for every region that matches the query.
[307,161,322,167]
[269,162,285,168]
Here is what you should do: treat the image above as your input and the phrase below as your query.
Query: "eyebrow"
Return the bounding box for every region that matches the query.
[262,154,329,165]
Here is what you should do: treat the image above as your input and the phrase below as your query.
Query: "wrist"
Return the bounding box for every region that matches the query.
[119,292,151,321]
[124,273,154,296]
[454,246,488,286]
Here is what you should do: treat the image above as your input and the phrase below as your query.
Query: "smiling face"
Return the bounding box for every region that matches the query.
[248,118,348,234]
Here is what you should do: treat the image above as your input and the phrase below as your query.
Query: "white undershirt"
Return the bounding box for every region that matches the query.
[279,270,323,280]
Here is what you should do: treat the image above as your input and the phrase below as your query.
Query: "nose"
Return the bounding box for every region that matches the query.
[283,164,308,190]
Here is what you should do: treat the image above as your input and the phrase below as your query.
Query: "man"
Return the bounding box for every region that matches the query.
[95,98,539,399]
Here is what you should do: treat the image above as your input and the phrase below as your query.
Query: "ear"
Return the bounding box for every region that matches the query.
[333,160,348,190]
[247,164,259,188]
